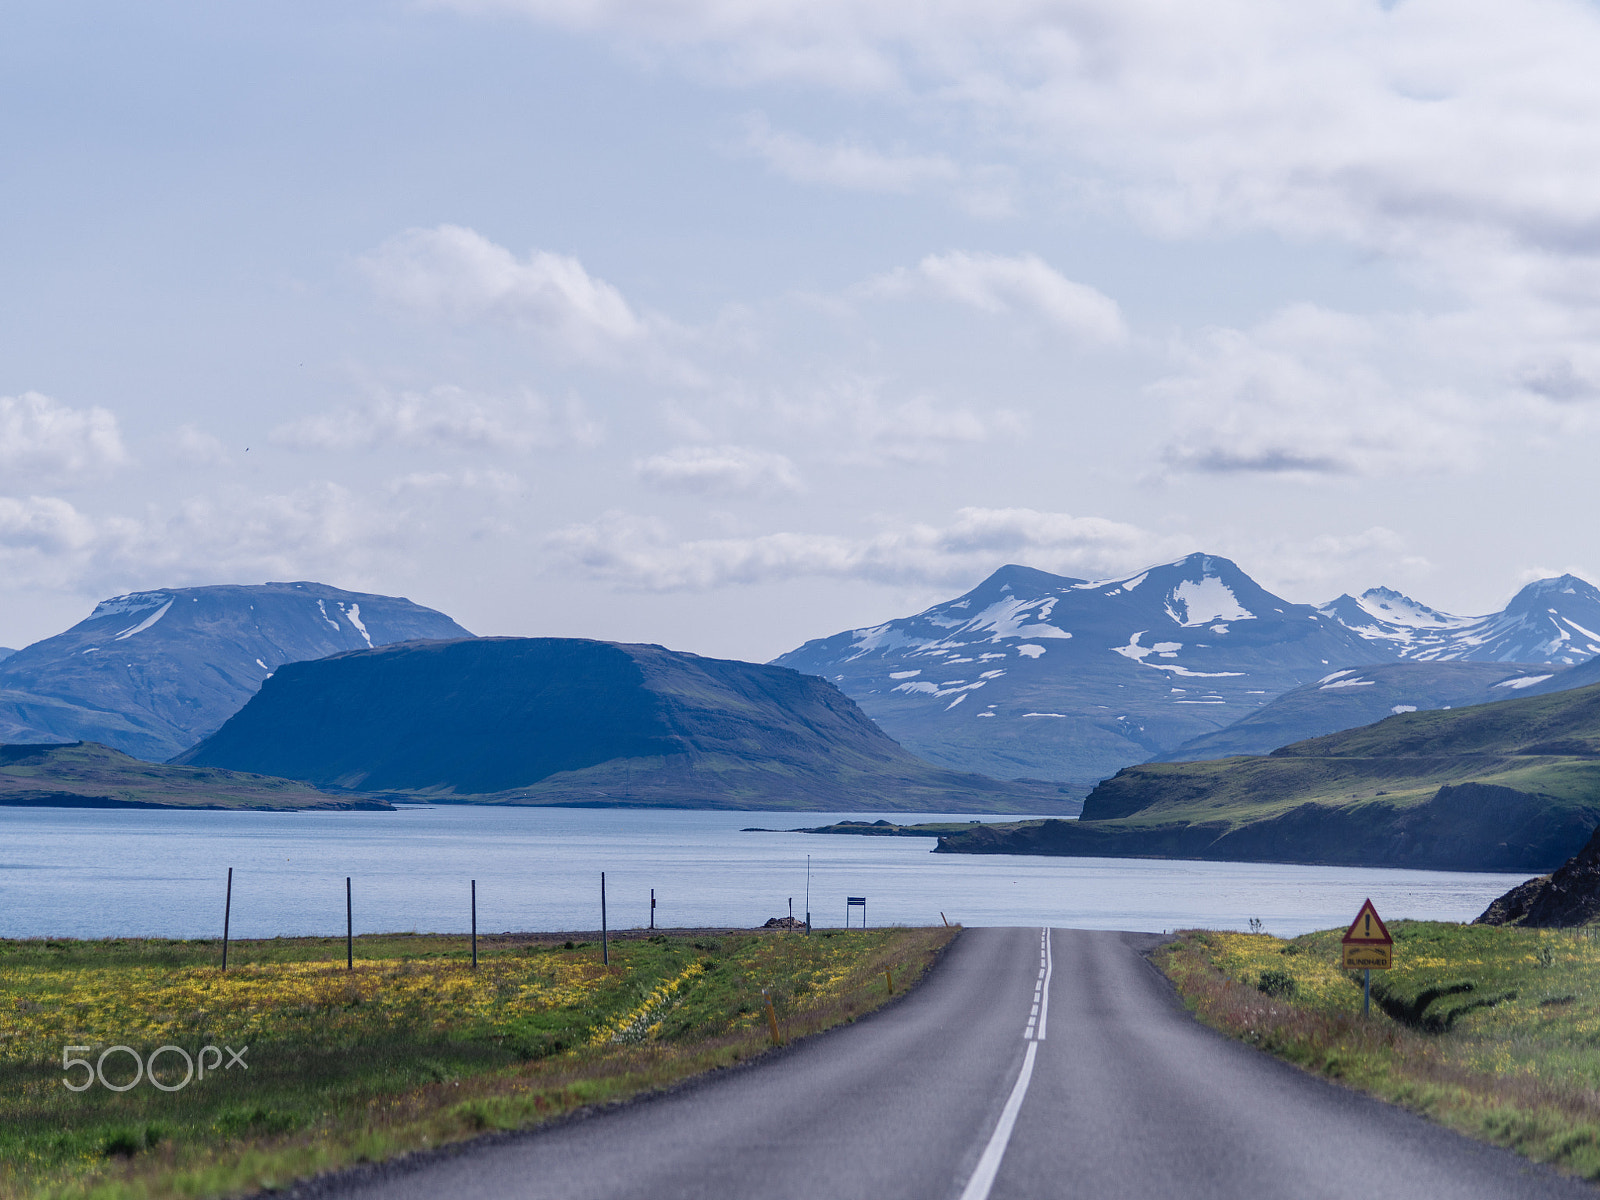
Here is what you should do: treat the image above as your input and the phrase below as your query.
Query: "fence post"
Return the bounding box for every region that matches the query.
[471,879,478,969]
[221,867,233,972]
[346,877,353,970]
[601,872,609,966]
[763,989,781,1045]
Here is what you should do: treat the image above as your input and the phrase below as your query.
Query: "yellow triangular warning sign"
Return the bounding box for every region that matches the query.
[1342,898,1392,945]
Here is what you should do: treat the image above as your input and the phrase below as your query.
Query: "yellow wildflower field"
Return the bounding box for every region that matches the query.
[0,926,953,1200]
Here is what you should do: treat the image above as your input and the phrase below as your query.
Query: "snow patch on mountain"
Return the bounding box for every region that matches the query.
[114,600,173,641]
[1167,577,1254,626]
[1495,674,1554,690]
[342,602,373,648]
[90,592,171,620]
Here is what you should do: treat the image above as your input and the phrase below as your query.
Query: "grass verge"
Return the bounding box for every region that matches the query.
[0,926,954,1199]
[1157,922,1600,1179]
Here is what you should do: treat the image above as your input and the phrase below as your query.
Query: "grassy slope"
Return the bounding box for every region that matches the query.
[0,744,389,811]
[1091,678,1600,824]
[933,682,1600,869]
[1160,922,1600,1180]
[0,926,953,1200]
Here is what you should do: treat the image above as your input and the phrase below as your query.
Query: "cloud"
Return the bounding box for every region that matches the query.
[1515,357,1600,403]
[774,376,1021,465]
[1153,305,1482,478]
[387,469,525,498]
[0,484,409,597]
[740,113,958,193]
[635,444,802,496]
[361,225,646,357]
[1243,527,1433,600]
[546,506,1191,591]
[271,386,604,453]
[441,1,1600,318]
[167,425,232,465]
[0,495,99,557]
[866,251,1127,343]
[737,113,1015,214]
[0,392,128,480]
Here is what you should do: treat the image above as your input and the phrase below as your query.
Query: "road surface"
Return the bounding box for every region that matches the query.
[307,928,1596,1200]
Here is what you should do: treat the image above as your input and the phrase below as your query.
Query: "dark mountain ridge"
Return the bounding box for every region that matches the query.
[177,637,1071,813]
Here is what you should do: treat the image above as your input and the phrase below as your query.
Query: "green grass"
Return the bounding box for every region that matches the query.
[1084,681,1600,827]
[0,926,953,1199]
[0,743,383,810]
[1159,922,1600,1178]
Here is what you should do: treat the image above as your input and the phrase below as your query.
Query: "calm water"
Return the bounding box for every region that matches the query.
[0,805,1527,939]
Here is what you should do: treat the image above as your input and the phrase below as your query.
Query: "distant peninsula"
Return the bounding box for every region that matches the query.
[0,742,391,810]
[833,681,1600,872]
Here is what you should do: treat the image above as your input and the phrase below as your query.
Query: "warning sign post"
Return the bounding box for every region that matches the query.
[1341,898,1394,1014]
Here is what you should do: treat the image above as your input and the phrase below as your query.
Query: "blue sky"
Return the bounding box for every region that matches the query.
[3,0,1598,659]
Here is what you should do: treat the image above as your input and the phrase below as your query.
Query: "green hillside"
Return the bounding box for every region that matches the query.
[932,682,1600,870]
[0,742,391,810]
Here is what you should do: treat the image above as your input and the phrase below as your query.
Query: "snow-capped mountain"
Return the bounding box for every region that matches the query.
[773,554,1383,795]
[0,582,472,760]
[775,555,1600,793]
[1319,575,1600,665]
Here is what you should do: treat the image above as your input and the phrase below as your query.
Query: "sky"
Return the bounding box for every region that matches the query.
[3,0,1599,661]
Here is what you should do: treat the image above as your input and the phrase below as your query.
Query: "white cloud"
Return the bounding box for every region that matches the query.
[1243,527,1433,601]
[271,386,604,453]
[740,113,958,193]
[443,1,1600,320]
[636,444,802,496]
[546,506,1190,591]
[867,251,1126,344]
[774,376,1021,465]
[0,392,127,480]
[0,495,99,556]
[361,225,646,357]
[1153,305,1483,478]
[167,424,232,465]
[387,469,525,498]
[0,484,409,597]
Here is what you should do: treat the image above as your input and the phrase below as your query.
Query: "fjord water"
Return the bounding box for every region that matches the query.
[0,805,1524,940]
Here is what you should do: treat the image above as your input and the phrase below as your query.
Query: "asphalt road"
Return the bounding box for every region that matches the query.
[312,928,1596,1200]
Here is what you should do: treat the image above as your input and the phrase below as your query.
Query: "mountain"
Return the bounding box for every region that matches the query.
[0,742,391,810]
[773,554,1385,794]
[0,582,472,761]
[1319,576,1600,664]
[176,637,1075,813]
[0,648,14,663]
[932,681,1600,872]
[1155,661,1568,762]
